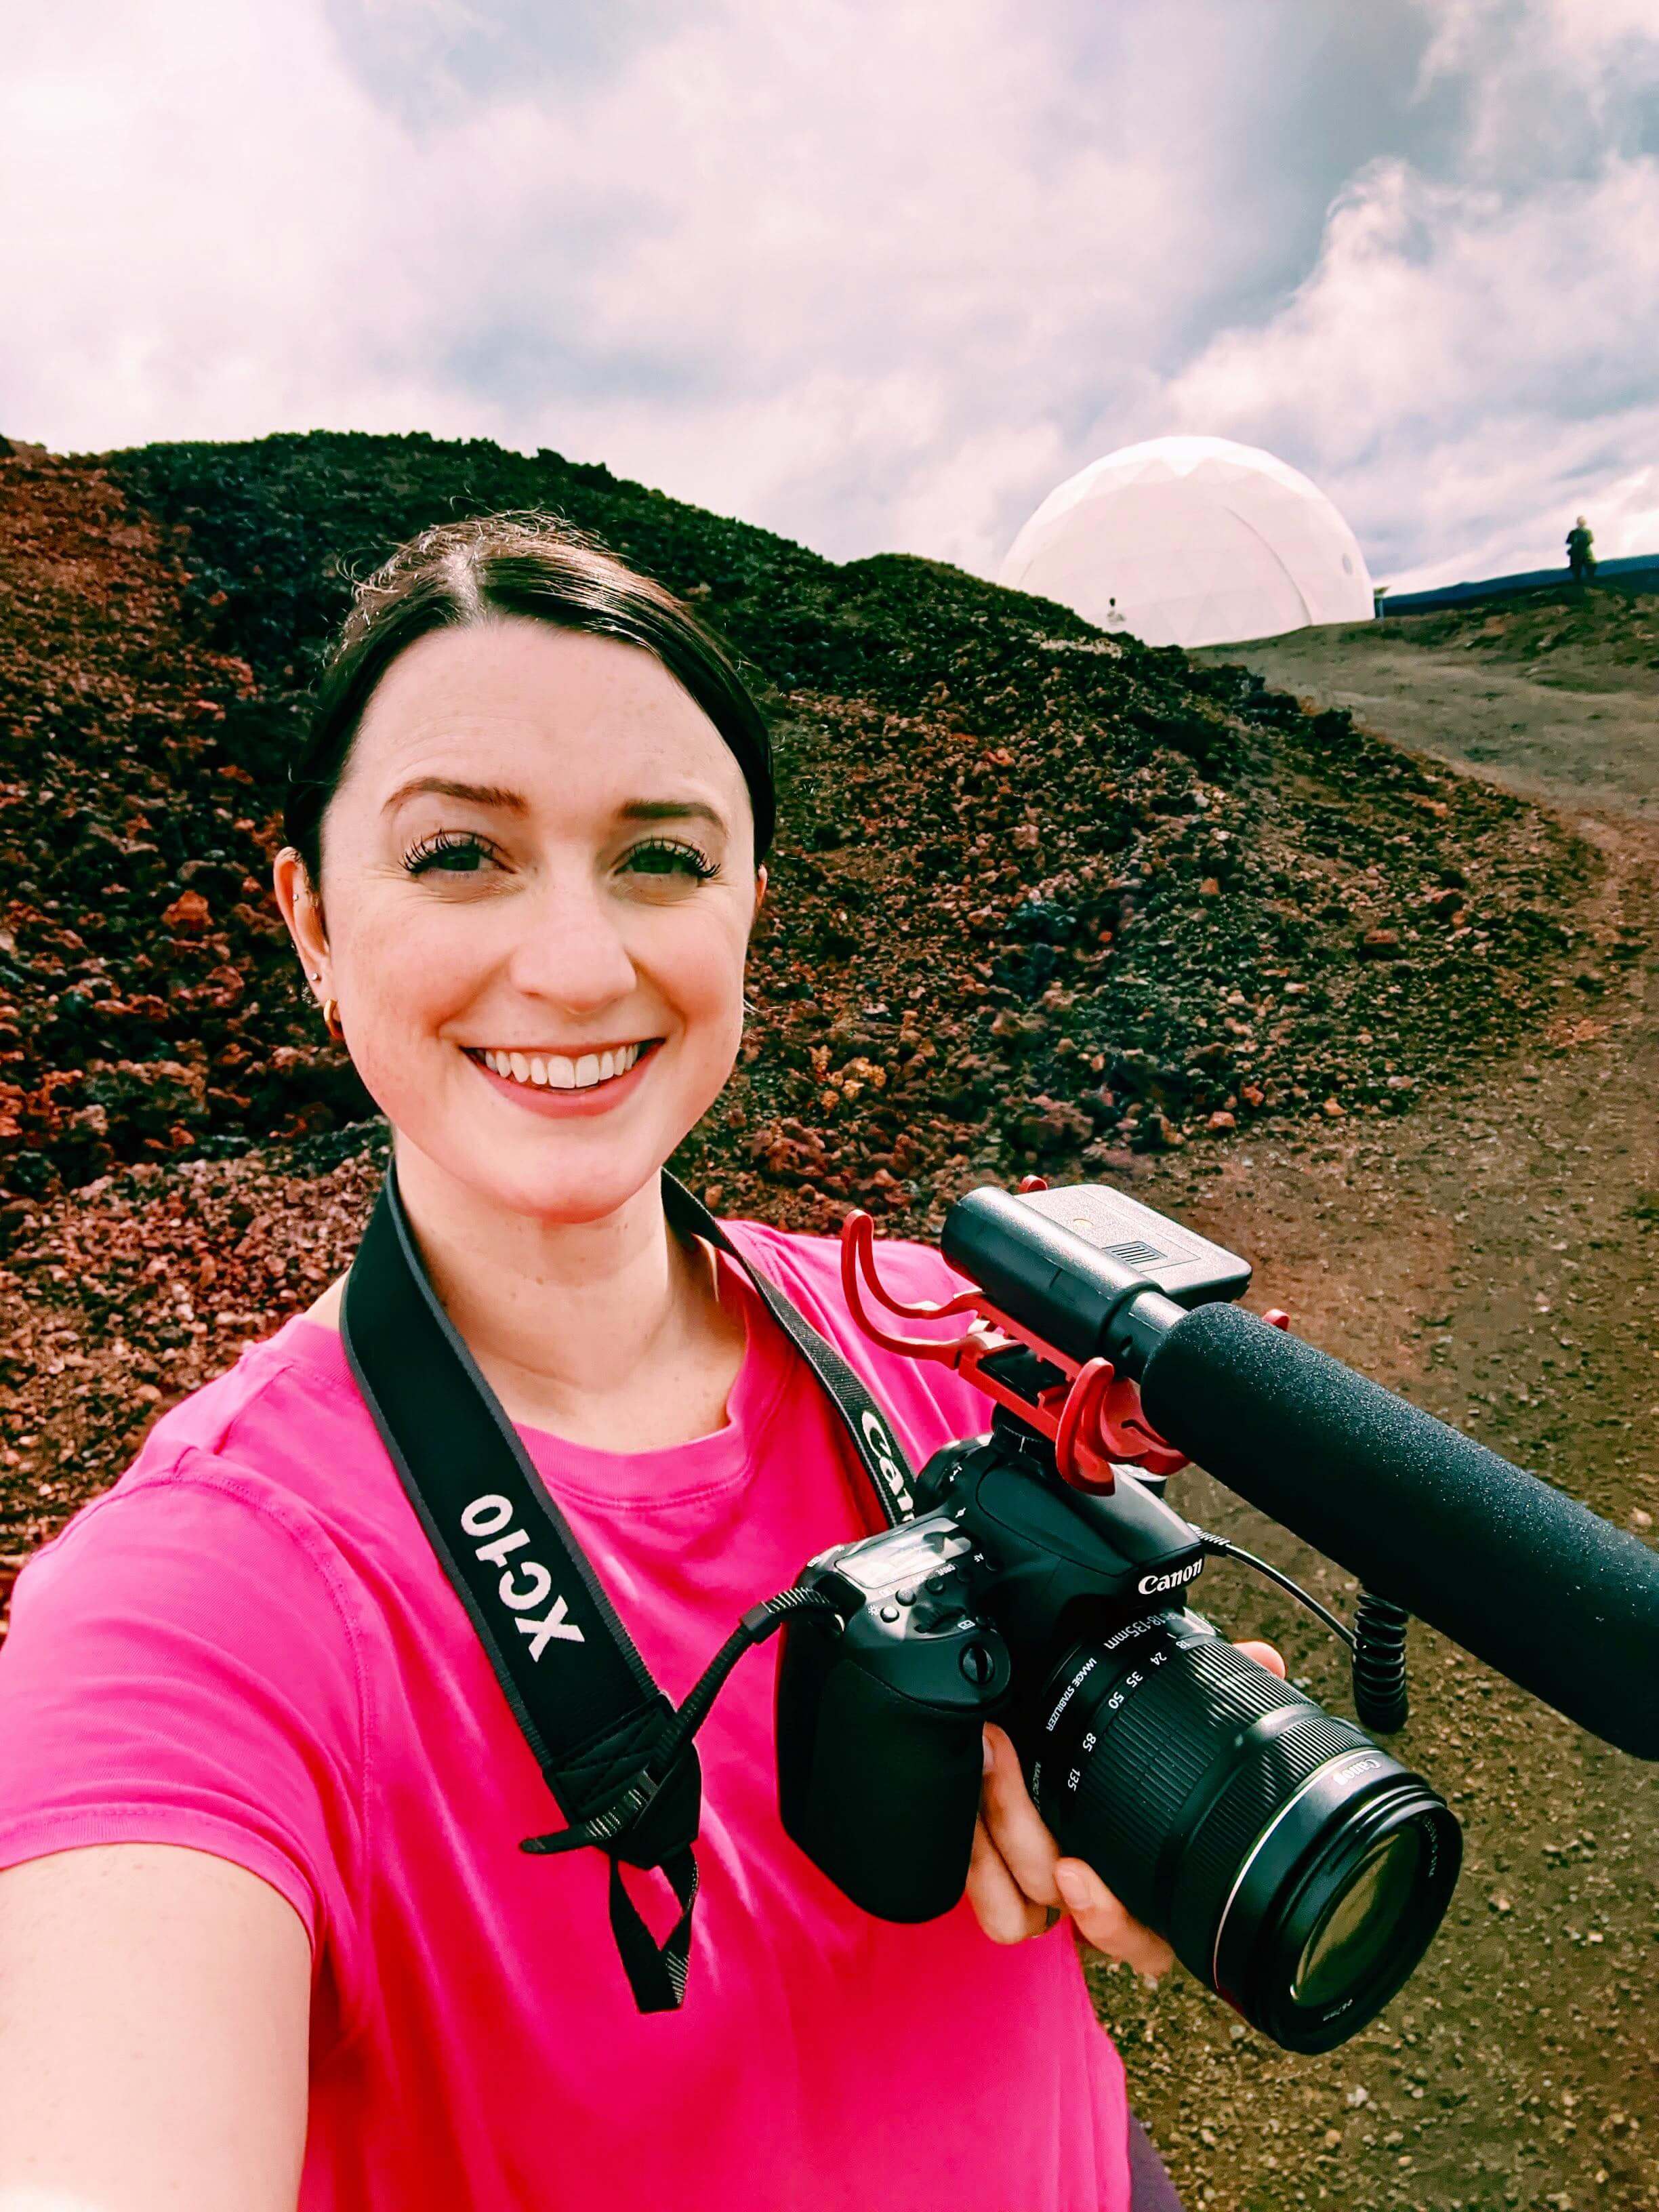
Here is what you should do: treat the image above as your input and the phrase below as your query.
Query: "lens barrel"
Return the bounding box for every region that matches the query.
[1023,1612,1460,2052]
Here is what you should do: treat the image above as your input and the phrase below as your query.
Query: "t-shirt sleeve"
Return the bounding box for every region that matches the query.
[0,1450,368,1975]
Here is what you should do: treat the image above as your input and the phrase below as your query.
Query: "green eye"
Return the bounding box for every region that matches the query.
[625,838,720,882]
[405,830,494,876]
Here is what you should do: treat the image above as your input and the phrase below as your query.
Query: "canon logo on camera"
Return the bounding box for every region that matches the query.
[1138,1559,1204,1596]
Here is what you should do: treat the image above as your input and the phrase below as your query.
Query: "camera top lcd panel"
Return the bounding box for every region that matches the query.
[941,1181,1250,1370]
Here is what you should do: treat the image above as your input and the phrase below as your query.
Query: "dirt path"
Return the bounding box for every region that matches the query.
[1196,620,1659,823]
[1114,639,1659,2208]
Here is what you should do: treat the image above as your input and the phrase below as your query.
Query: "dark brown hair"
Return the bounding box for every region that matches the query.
[282,510,775,892]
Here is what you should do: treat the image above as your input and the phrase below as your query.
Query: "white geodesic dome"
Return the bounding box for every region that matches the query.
[998,436,1375,649]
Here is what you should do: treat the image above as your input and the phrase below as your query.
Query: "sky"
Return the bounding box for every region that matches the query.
[3,0,1656,595]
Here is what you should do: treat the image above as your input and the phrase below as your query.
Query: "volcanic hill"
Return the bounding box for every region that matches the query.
[0,428,1597,1576]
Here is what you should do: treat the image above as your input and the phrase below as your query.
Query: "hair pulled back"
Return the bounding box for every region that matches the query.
[283,511,775,893]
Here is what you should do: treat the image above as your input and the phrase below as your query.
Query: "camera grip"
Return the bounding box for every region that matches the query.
[776,1618,987,1921]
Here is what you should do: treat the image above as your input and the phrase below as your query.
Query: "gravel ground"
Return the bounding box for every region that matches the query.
[1107,621,1658,2210]
[1195,584,1659,825]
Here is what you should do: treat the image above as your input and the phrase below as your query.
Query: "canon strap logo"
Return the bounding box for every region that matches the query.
[859,1408,913,1517]
[460,1494,586,1658]
[1137,1559,1204,1596]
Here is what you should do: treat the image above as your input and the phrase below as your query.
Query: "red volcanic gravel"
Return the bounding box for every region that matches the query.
[0,429,1597,1586]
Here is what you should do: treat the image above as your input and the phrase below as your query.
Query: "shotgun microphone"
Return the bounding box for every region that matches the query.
[1136,1300,1659,1760]
[939,1180,1659,1762]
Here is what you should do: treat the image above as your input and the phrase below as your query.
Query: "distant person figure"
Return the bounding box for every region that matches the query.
[1567,515,1597,585]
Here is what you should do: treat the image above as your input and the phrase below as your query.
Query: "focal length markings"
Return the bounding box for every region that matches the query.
[1036,1618,1181,1807]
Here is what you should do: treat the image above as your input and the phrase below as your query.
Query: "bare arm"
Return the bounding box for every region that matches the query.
[0,1845,310,2212]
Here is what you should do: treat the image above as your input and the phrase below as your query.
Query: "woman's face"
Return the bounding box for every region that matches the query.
[275,615,765,1225]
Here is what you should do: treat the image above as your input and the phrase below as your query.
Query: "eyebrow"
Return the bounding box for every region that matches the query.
[382,777,728,833]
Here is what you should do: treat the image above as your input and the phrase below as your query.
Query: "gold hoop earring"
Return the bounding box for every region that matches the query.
[322,997,344,1042]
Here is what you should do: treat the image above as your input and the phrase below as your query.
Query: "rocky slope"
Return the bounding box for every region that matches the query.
[2,433,1593,1218]
[0,426,1594,1574]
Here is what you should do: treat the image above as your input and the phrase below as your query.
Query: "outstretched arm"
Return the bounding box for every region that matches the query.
[0,1843,310,2212]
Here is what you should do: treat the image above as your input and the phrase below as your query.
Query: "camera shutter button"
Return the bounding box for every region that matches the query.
[959,1641,997,1687]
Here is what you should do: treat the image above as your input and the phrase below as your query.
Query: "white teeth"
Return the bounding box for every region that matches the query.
[480,1044,642,1090]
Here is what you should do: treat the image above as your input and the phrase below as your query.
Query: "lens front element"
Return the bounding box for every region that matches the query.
[1295,1828,1422,2005]
[1025,1614,1461,2053]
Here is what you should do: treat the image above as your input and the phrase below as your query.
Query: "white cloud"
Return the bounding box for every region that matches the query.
[1,2,475,450]
[0,0,1248,562]
[1151,151,1659,587]
[0,0,1654,594]
[1416,0,1659,180]
[1120,0,1659,590]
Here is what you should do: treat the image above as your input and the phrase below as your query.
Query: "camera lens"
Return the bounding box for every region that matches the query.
[1022,1614,1460,2053]
[1294,1828,1420,2004]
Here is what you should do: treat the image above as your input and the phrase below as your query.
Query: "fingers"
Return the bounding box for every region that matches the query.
[1054,1857,1175,1982]
[979,1724,1062,1910]
[966,1816,1049,1944]
[970,1645,1284,1973]
[972,1727,1171,1981]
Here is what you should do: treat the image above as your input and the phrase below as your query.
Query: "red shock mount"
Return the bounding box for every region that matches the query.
[838,1174,1195,1494]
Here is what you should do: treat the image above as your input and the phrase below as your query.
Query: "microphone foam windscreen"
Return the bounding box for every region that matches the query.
[1139,1302,1659,1760]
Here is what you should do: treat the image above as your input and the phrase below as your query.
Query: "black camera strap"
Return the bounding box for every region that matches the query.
[339,1157,916,2013]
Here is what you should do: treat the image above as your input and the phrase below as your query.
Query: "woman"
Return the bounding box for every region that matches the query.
[0,514,1281,2209]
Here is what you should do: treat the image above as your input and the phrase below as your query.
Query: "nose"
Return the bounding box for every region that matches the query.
[498,869,640,1017]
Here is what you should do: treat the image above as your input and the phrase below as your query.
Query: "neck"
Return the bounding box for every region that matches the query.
[389,1138,713,1425]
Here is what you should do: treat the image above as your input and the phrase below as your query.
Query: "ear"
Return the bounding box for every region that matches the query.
[272,848,331,990]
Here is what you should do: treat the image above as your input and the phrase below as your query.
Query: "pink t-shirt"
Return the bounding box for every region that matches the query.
[0,1216,1130,2211]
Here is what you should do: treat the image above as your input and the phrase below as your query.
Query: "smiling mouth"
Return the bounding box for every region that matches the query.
[464,1042,660,1092]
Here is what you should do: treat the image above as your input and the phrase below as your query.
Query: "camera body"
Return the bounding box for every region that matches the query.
[777,1425,1209,1921]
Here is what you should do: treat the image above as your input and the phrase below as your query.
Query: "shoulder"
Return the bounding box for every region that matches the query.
[84,1319,397,1579]
[131,1311,361,1461]
[12,1447,369,1665]
[11,1322,386,1665]
[719,1212,968,1307]
[717,1212,980,1358]
[0,1446,373,1992]
[3,1448,373,1875]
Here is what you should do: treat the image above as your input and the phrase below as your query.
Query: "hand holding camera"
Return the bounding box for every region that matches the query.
[972,1679,1279,1975]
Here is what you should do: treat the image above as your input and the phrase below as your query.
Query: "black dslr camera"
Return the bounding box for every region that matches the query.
[776,1179,1461,2055]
